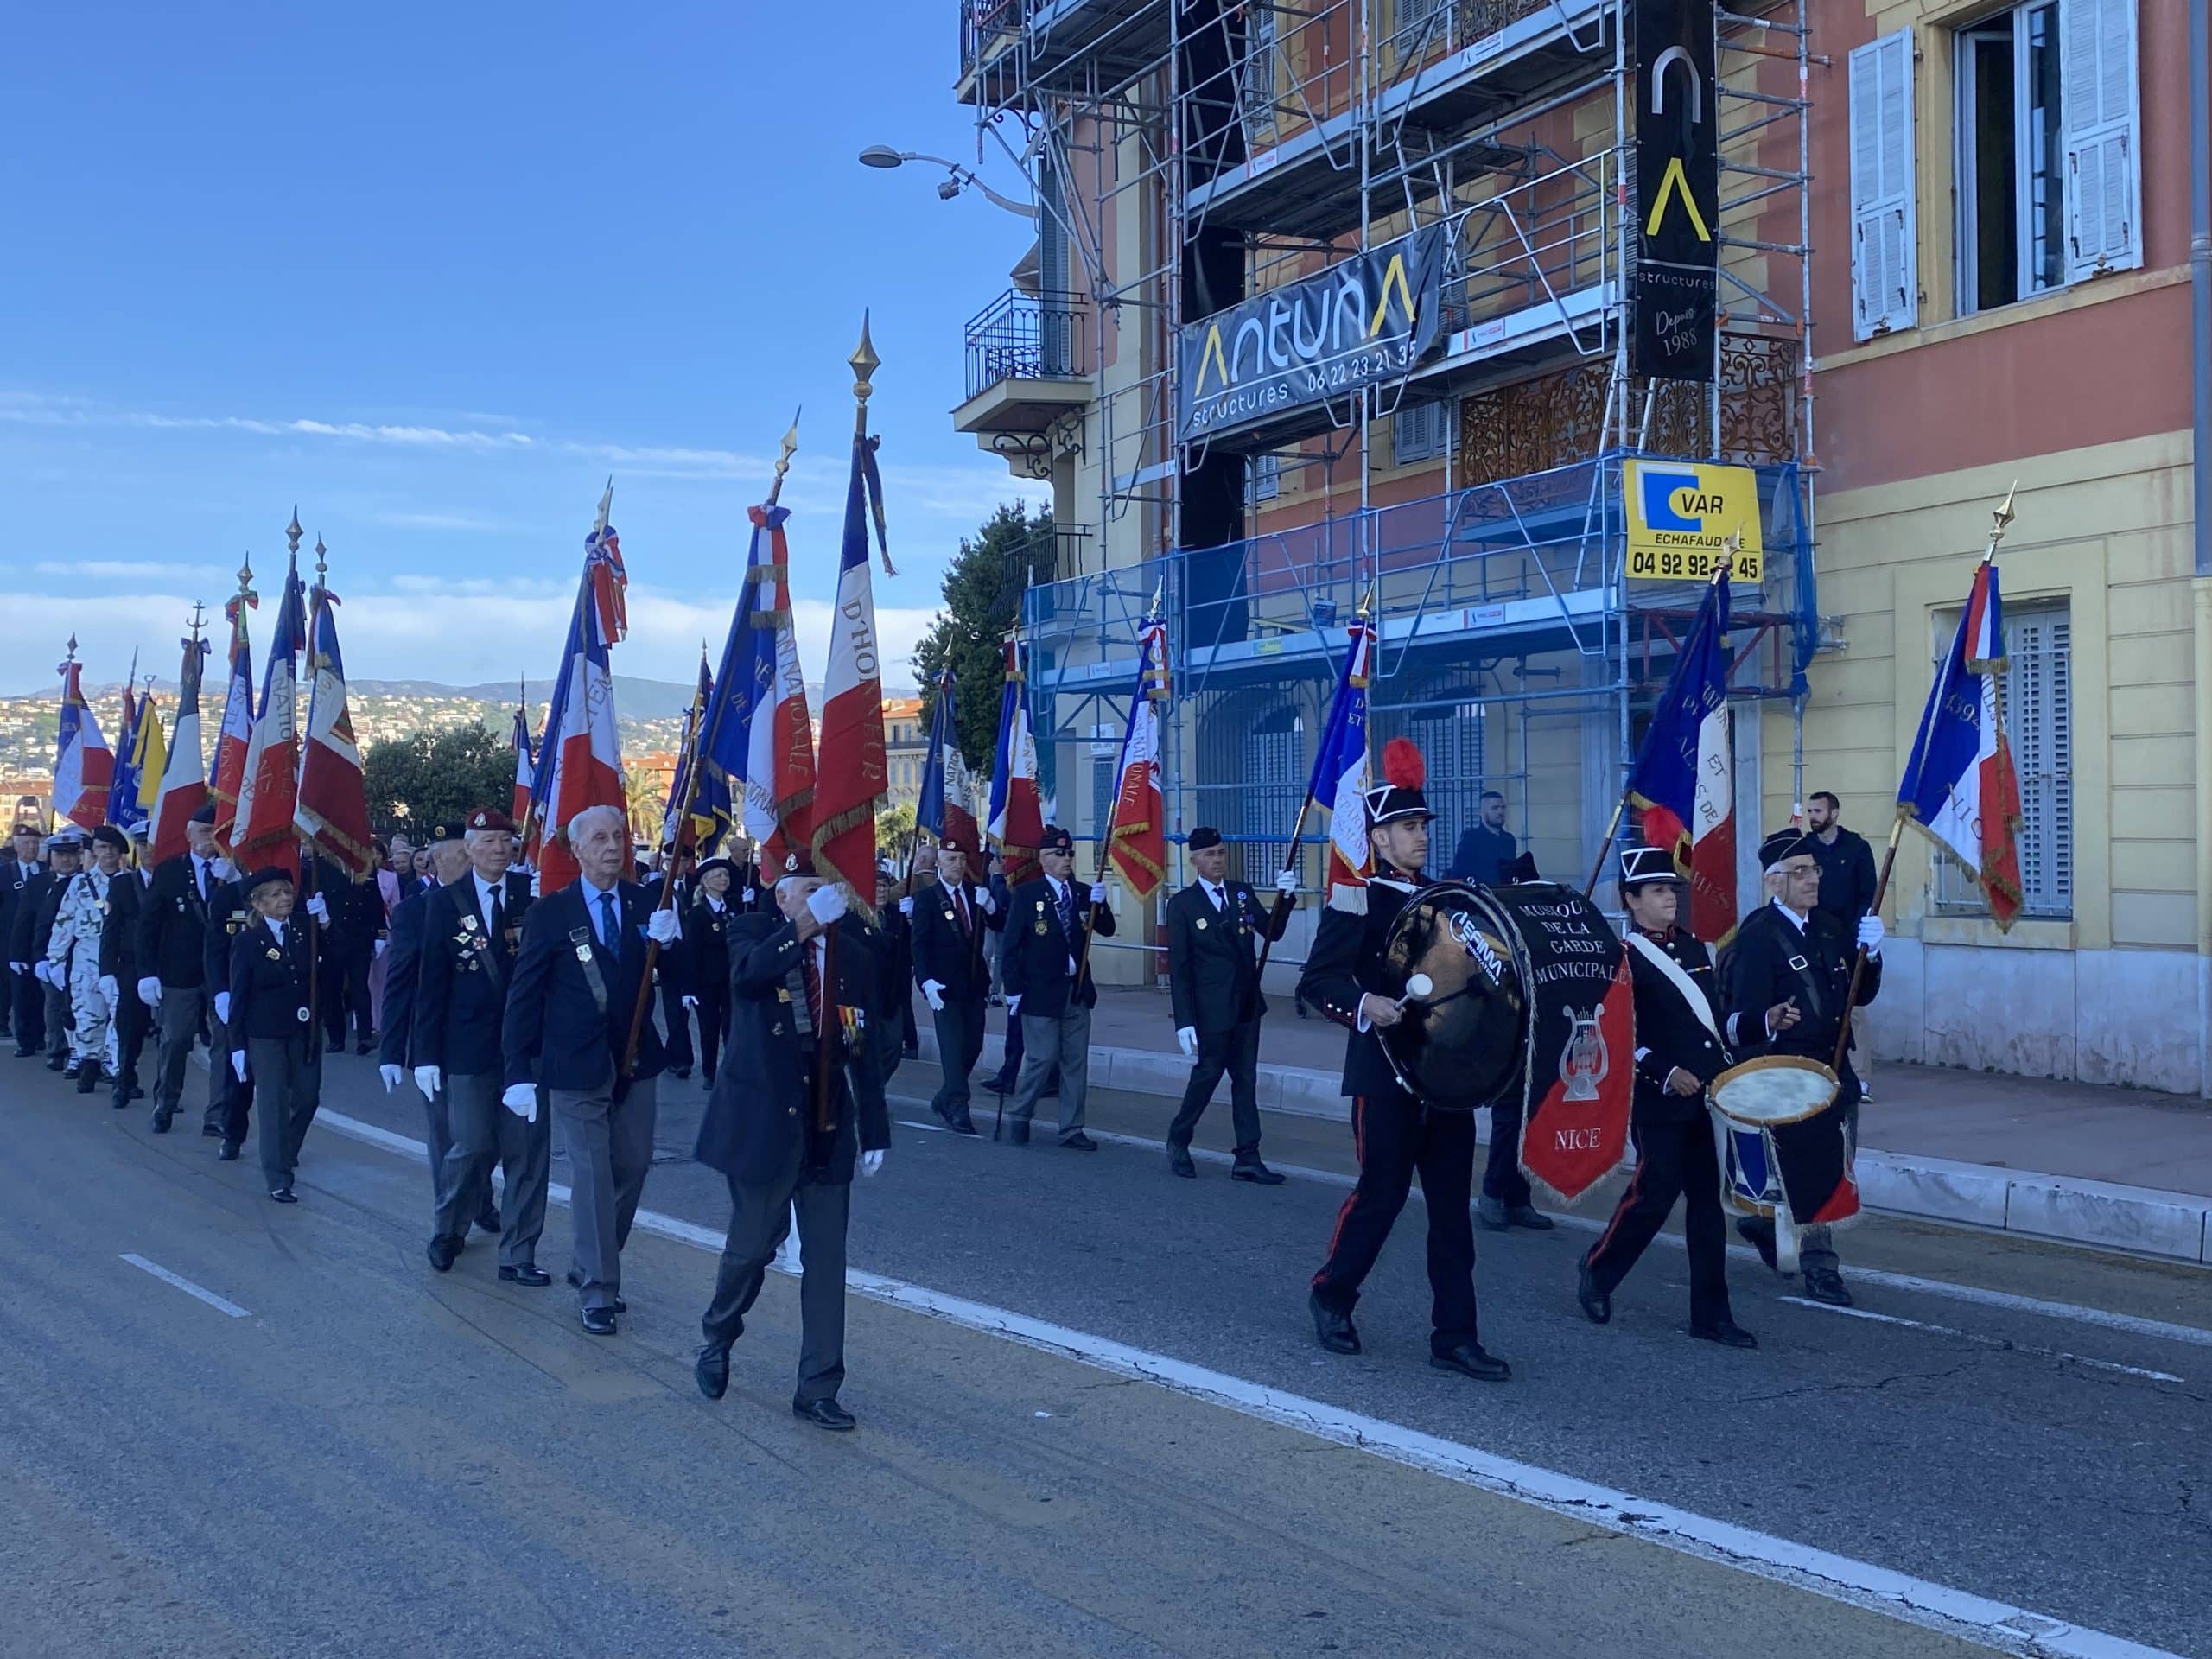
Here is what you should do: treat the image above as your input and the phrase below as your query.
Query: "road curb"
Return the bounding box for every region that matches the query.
[920,1027,2212,1268]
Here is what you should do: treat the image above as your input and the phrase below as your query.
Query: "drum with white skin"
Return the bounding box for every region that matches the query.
[1707,1054,1839,1274]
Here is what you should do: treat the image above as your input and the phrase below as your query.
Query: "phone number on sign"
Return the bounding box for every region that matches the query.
[1627,547,1764,582]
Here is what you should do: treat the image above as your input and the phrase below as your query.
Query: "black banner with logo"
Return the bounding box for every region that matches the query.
[1632,0,1718,383]
[1175,225,1447,443]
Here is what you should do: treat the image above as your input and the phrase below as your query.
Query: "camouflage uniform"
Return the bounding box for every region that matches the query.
[47,865,116,1071]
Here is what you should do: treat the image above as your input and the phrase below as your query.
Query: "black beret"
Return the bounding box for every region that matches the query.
[1039,825,1075,854]
[243,866,295,899]
[1759,828,1813,870]
[1188,826,1224,852]
[695,857,735,882]
[92,824,130,851]
[188,804,218,825]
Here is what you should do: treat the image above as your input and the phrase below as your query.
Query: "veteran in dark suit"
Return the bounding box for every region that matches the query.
[906,833,1000,1135]
[1577,846,1754,1347]
[683,856,741,1085]
[135,806,226,1133]
[692,851,889,1432]
[3,823,48,1055]
[413,809,543,1282]
[227,867,322,1204]
[501,804,681,1336]
[1164,826,1295,1183]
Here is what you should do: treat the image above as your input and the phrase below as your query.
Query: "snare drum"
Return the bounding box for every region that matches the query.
[1707,1055,1839,1272]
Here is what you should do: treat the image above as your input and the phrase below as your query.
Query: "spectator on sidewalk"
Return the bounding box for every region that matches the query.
[1806,790,1878,1100]
[1447,791,1516,887]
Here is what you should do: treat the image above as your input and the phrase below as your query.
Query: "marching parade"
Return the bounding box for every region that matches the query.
[9,4,2211,1656]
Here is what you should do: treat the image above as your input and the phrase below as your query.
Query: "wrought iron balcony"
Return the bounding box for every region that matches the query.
[964,288,1087,400]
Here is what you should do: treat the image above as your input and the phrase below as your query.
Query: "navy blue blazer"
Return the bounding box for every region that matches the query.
[377,884,435,1069]
[998,875,1114,1019]
[410,871,532,1076]
[501,878,670,1092]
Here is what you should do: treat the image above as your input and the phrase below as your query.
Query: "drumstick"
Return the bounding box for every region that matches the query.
[1395,972,1435,1011]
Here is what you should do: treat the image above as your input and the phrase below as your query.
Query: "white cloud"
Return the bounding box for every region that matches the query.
[33,559,236,585]
[373,511,520,533]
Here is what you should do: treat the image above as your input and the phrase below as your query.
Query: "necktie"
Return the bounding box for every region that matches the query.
[597,891,618,950]
[488,883,505,942]
[803,950,824,1030]
[1058,882,1074,938]
[1210,883,1225,913]
[955,887,970,935]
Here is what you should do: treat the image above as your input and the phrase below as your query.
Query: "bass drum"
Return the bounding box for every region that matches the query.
[1376,882,1526,1111]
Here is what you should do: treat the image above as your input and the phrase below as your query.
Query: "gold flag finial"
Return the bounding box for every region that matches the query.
[1356,582,1376,620]
[187,601,208,640]
[849,312,880,405]
[314,534,328,584]
[236,556,255,595]
[1984,482,2018,562]
[766,407,802,507]
[285,507,303,557]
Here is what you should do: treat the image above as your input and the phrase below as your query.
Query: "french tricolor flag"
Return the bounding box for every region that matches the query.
[1626,574,1737,943]
[988,638,1043,887]
[530,486,631,892]
[52,649,115,830]
[1901,557,2024,930]
[1306,616,1373,914]
[210,586,258,858]
[231,560,306,879]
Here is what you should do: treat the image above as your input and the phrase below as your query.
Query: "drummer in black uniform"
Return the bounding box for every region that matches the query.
[1300,738,1508,1383]
[1577,845,1754,1347]
[1724,826,1884,1307]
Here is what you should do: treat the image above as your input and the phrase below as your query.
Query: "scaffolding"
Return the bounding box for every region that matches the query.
[957,0,1822,977]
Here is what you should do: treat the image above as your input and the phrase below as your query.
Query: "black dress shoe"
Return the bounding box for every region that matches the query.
[11,1046,34,1058]
[353,1039,372,1056]
[75,1065,99,1094]
[474,1205,503,1235]
[498,1264,552,1287]
[1059,1131,1098,1152]
[1802,1268,1854,1307]
[671,1065,693,1081]
[269,1185,298,1204]
[1309,1289,1361,1355]
[791,1396,856,1432]
[1736,1216,1779,1272]
[696,1346,730,1400]
[200,1122,223,1138]
[564,1268,626,1313]
[1167,1144,1197,1179]
[1504,1204,1554,1230]
[947,1112,978,1135]
[217,1141,240,1161]
[1231,1159,1286,1185]
[149,1108,173,1134]
[426,1236,461,1272]
[1689,1319,1758,1349]
[1430,1338,1511,1382]
[580,1306,618,1337]
[47,1055,67,1072]
[1007,1120,1030,1146]
[110,1092,131,1110]
[130,1082,144,1099]
[982,1074,1016,1095]
[1576,1261,1612,1325]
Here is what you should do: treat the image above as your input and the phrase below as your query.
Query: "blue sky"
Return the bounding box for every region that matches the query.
[0,3,1046,696]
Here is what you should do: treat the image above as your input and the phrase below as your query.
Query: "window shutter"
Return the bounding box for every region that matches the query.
[1847,30,1916,341]
[2061,0,2141,278]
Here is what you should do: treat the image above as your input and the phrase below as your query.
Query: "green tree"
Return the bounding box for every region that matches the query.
[876,800,916,857]
[364,722,516,835]
[912,502,1057,774]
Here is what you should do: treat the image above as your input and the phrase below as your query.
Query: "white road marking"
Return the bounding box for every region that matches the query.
[120,1253,250,1319]
[1777,1298,2185,1383]
[894,1117,950,1135]
[306,1105,2179,1659]
[881,1092,2212,1353]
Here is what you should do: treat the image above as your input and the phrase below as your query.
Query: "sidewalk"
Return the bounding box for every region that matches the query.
[912,983,2212,1266]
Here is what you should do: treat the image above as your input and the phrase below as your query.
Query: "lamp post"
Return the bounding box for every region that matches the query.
[858,146,1036,219]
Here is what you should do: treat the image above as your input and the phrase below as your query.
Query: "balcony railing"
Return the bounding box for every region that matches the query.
[1385,0,1565,75]
[963,288,1089,402]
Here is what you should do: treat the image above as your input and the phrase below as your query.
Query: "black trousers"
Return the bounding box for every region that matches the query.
[899,993,918,1054]
[995,1001,1026,1084]
[1583,1115,1732,1325]
[1168,1017,1263,1156]
[696,990,728,1084]
[702,1157,851,1406]
[1482,1092,1533,1208]
[660,976,695,1071]
[931,997,983,1116]
[1312,1087,1479,1343]
[321,950,372,1044]
[110,990,152,1099]
[10,969,45,1053]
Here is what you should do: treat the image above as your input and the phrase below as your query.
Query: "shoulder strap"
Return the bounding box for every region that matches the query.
[1624,931,1720,1041]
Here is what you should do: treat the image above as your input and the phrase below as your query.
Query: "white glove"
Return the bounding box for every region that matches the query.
[859,1149,885,1179]
[372,938,387,959]
[921,979,945,1012]
[231,1051,248,1081]
[1006,993,1022,1015]
[414,1065,442,1097]
[5,960,23,976]
[1857,915,1885,957]
[806,884,848,926]
[213,992,231,1027]
[137,976,162,1007]
[1177,1026,1198,1058]
[682,995,699,1011]
[501,1083,538,1122]
[1089,883,1107,906]
[1274,868,1298,895]
[976,887,996,916]
[646,906,680,945]
[378,1063,403,1093]
[898,896,913,917]
[99,975,119,1006]
[33,961,54,987]
[305,893,329,923]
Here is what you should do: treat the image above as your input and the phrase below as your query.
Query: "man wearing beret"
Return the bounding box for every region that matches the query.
[136,804,226,1133]
[1164,826,1296,1183]
[906,833,1001,1135]
[997,825,1113,1150]
[228,866,325,1203]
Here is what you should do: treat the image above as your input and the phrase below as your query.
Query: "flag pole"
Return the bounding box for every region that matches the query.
[1827,486,2018,1074]
[292,515,325,1065]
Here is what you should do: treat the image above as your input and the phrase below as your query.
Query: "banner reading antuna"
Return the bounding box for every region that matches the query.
[1176,225,1447,443]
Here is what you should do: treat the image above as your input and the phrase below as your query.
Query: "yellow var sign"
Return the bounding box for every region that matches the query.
[1624,460,1764,582]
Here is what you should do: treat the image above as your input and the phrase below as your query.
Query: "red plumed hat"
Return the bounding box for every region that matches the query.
[1364,737,1434,830]
[1382,735,1425,791]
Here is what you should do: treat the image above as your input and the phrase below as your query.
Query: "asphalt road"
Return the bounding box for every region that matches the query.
[3,1041,2206,1659]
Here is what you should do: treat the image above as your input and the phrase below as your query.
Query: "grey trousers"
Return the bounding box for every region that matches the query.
[550,1077,658,1311]
[154,986,206,1113]
[701,1154,850,1405]
[438,1071,550,1267]
[247,1036,321,1189]
[1011,1006,1090,1140]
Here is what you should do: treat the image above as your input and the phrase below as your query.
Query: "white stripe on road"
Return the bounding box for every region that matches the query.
[1777,1298,2185,1383]
[119,1253,250,1319]
[307,1105,2177,1659]
[882,1093,2212,1354]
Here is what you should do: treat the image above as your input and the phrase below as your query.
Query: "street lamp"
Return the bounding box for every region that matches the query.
[858,145,1036,219]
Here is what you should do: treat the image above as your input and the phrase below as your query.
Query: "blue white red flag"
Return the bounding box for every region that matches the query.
[917,665,979,855]
[107,666,144,833]
[1900,557,2024,929]
[531,486,632,891]
[150,629,212,864]
[811,414,893,912]
[988,637,1043,887]
[210,583,258,856]
[1626,574,1737,942]
[53,647,115,830]
[702,501,815,872]
[662,658,725,858]
[1306,617,1373,914]
[232,559,307,879]
[1103,605,1170,897]
[296,575,376,879]
[509,702,535,828]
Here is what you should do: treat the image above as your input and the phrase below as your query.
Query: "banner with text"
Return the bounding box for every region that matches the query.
[1623,459,1764,582]
[1631,0,1718,382]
